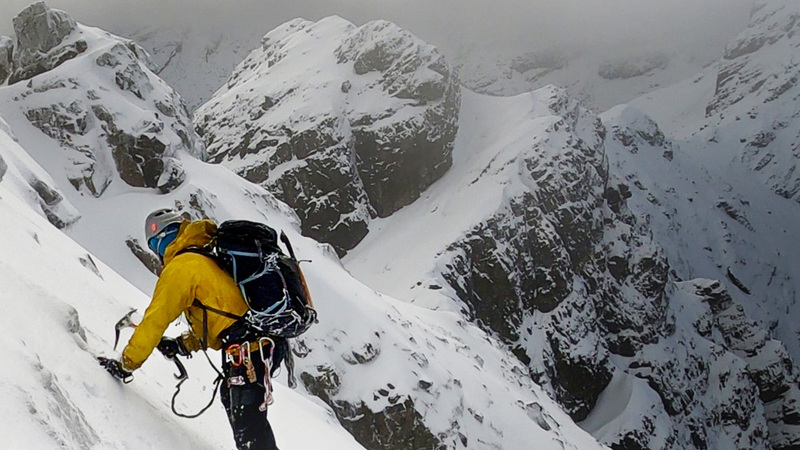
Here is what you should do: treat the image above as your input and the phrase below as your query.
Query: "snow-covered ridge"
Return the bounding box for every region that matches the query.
[195,16,459,254]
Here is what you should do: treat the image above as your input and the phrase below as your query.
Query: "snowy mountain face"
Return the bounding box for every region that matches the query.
[346,84,800,449]
[194,17,459,255]
[188,4,800,448]
[0,4,616,450]
[0,2,201,201]
[704,0,800,203]
[602,106,800,449]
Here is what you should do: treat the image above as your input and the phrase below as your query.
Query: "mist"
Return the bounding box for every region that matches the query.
[0,0,755,61]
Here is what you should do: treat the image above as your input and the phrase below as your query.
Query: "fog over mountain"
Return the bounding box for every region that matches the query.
[0,0,754,64]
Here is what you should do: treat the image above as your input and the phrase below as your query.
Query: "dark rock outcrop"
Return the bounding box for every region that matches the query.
[688,280,800,449]
[0,153,6,181]
[0,36,13,84]
[302,367,442,450]
[9,2,86,84]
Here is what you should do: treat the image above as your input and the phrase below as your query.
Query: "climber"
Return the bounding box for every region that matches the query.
[98,208,281,450]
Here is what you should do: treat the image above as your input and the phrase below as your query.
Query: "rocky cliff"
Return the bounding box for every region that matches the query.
[705,0,800,203]
[346,85,800,449]
[195,17,460,255]
[0,2,202,198]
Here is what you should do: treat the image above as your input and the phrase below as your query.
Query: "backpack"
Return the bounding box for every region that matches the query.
[183,220,318,343]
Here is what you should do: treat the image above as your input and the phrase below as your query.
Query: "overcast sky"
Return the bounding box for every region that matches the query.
[0,0,755,60]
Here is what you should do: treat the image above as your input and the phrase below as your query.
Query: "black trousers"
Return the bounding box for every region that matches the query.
[220,350,278,450]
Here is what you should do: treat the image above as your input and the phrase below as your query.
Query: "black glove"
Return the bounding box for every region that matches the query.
[157,336,190,359]
[98,357,133,383]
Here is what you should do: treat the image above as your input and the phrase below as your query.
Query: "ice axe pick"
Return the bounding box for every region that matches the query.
[114,309,138,351]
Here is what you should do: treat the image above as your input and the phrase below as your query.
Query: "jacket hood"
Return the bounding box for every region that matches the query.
[163,219,217,265]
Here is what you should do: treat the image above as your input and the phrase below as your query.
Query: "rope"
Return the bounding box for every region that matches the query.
[170,347,225,419]
[171,375,222,419]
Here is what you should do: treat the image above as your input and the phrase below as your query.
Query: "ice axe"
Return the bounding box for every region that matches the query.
[113,309,188,382]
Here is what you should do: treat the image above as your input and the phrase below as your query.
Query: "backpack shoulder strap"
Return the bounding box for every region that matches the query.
[192,299,243,349]
[279,231,315,309]
[192,299,242,321]
[176,246,215,259]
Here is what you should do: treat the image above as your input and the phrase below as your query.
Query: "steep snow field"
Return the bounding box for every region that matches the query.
[0,129,366,449]
[0,125,607,450]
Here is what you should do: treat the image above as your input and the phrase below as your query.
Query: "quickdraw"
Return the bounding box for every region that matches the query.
[258,337,275,412]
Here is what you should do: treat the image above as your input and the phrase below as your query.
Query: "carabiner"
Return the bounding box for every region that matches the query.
[258,337,275,365]
[226,343,244,367]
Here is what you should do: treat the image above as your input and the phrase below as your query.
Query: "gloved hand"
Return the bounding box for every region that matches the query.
[157,336,190,359]
[98,356,133,383]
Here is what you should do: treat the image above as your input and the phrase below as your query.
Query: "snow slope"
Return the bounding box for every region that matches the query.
[344,88,541,301]
[0,122,366,449]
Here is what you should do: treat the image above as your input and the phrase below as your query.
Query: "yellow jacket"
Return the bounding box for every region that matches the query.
[121,220,248,371]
